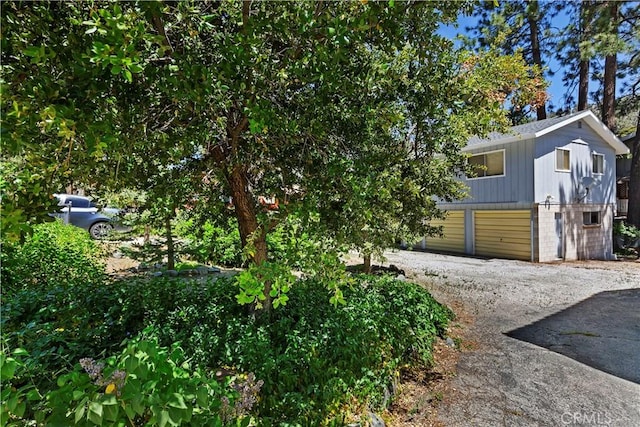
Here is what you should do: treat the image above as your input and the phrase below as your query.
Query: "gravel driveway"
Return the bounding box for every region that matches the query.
[378,250,640,427]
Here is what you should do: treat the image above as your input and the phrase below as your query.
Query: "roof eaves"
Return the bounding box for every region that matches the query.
[462,133,534,152]
[532,110,592,138]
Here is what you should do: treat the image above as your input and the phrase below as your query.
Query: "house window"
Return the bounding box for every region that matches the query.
[583,211,601,226]
[468,150,505,178]
[555,148,570,171]
[592,153,604,174]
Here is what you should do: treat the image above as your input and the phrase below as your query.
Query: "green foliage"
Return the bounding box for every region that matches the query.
[175,217,243,267]
[613,220,640,254]
[1,220,105,294]
[0,158,59,243]
[4,270,452,424]
[235,262,295,309]
[43,336,254,426]
[1,281,144,393]
[3,2,549,305]
[1,345,42,426]
[144,275,453,424]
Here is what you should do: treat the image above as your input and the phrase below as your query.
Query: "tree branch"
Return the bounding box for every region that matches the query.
[151,11,174,55]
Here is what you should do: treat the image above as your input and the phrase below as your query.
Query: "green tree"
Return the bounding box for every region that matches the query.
[464,0,555,121]
[2,1,545,310]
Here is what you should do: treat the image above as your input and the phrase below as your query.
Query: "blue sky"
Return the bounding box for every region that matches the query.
[438,10,634,116]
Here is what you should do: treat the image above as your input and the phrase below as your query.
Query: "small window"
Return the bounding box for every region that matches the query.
[66,197,90,208]
[583,211,601,226]
[556,148,570,171]
[469,150,505,178]
[592,153,604,174]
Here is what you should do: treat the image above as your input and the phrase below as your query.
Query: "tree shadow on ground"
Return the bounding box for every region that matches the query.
[506,289,640,384]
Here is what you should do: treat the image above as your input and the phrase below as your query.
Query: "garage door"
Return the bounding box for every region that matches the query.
[425,210,465,253]
[474,210,531,260]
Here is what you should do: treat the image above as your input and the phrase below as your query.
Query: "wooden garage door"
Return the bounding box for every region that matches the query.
[425,211,465,253]
[474,210,531,260]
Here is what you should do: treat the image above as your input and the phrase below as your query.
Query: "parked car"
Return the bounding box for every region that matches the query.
[50,194,117,239]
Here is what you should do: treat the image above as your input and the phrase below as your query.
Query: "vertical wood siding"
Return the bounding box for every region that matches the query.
[534,121,617,205]
[462,139,535,204]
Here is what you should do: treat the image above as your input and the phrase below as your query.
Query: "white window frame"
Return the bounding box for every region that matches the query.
[555,148,571,172]
[467,149,506,180]
[592,152,604,175]
[582,211,601,226]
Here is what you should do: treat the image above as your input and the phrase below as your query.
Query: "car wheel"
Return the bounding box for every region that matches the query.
[89,221,113,239]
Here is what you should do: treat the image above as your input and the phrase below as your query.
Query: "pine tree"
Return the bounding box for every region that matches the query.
[465,0,555,121]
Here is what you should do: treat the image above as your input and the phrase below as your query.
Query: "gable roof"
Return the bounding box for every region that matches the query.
[465,110,629,155]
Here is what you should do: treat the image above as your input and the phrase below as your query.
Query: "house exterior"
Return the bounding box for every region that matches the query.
[615,132,636,218]
[420,110,629,262]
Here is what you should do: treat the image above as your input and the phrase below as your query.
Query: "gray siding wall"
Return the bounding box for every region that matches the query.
[455,139,535,204]
[534,121,617,205]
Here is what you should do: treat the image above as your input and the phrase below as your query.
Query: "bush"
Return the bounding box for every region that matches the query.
[44,336,257,426]
[175,213,329,269]
[1,279,146,392]
[613,220,640,253]
[4,270,452,425]
[143,275,453,424]
[175,217,243,267]
[1,220,105,294]
[1,338,259,426]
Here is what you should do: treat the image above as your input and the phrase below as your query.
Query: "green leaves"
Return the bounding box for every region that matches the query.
[40,337,246,426]
[235,261,296,309]
[0,346,39,424]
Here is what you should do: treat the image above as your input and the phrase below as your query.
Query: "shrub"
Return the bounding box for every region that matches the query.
[1,338,258,426]
[175,217,243,267]
[1,279,145,392]
[4,271,452,425]
[1,220,105,294]
[43,336,257,426]
[144,274,453,424]
[175,213,331,269]
[613,220,640,253]
[1,345,42,424]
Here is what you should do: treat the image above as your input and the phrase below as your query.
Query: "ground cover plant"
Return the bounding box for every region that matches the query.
[2,235,453,425]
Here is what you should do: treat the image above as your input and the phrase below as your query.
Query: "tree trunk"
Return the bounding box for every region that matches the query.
[363,253,372,274]
[527,0,546,120]
[602,2,618,130]
[228,165,267,264]
[228,163,271,311]
[603,53,617,129]
[165,213,175,270]
[578,59,589,111]
[577,0,592,112]
[627,112,640,228]
[144,225,151,244]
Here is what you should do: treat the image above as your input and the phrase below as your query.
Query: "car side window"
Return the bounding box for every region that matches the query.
[67,197,89,208]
